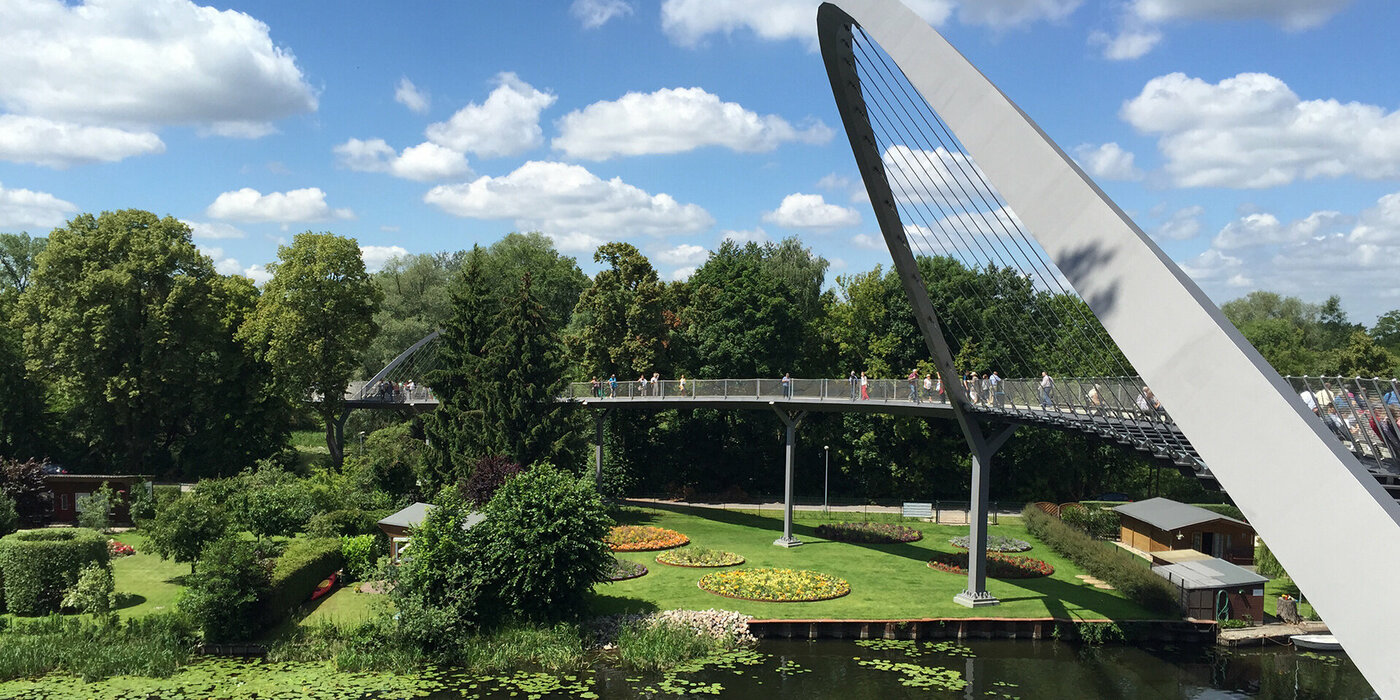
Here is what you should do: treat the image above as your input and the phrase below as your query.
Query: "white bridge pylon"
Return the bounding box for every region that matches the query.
[816,0,1400,696]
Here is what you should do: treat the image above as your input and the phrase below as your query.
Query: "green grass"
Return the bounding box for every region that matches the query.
[290,430,330,454]
[109,532,189,619]
[298,586,390,628]
[592,505,1166,621]
[1264,577,1317,621]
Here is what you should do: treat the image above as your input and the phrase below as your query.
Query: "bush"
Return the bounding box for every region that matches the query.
[1022,505,1180,616]
[0,457,49,523]
[616,619,730,671]
[152,484,182,507]
[62,562,117,614]
[341,534,378,582]
[458,455,523,507]
[127,482,157,522]
[308,508,382,539]
[76,482,123,532]
[815,521,922,543]
[391,496,482,655]
[233,466,314,539]
[178,536,270,642]
[0,493,17,536]
[1059,504,1120,539]
[0,613,196,682]
[0,528,109,615]
[262,537,343,626]
[141,491,230,573]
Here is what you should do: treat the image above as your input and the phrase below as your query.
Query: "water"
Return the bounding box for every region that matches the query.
[0,639,1374,699]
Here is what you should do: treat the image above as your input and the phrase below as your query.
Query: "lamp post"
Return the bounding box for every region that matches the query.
[824,445,830,514]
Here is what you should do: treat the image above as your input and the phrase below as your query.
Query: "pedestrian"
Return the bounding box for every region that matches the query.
[907,368,919,403]
[989,371,1003,407]
[608,374,618,397]
[923,373,934,403]
[1087,383,1103,416]
[651,372,659,397]
[1299,387,1317,414]
[849,370,858,401]
[637,374,647,397]
[968,373,981,405]
[590,376,600,398]
[1385,387,1398,406]
[1039,371,1054,407]
[781,372,792,399]
[678,374,687,397]
[860,371,870,400]
[1316,384,1336,410]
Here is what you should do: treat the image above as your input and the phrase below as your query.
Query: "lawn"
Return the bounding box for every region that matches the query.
[110,532,189,618]
[590,504,1166,621]
[1264,577,1317,621]
[298,585,390,628]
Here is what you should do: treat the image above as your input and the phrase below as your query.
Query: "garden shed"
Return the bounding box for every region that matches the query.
[1113,498,1255,564]
[45,474,149,525]
[1153,556,1268,622]
[377,502,485,563]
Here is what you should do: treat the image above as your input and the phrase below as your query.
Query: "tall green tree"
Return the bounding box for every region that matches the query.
[240,232,381,467]
[568,242,674,378]
[422,248,496,492]
[360,252,460,377]
[0,321,48,460]
[19,210,258,474]
[1371,310,1400,358]
[0,232,45,294]
[1334,330,1399,378]
[480,232,589,332]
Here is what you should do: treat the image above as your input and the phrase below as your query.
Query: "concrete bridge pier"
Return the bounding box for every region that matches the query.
[955,424,1017,608]
[773,407,809,547]
[592,408,613,487]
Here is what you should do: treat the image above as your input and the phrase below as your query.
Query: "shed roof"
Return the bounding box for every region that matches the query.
[1113,497,1247,531]
[1153,557,1268,590]
[377,502,484,531]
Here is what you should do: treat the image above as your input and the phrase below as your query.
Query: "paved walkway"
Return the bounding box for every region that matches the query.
[621,498,1028,525]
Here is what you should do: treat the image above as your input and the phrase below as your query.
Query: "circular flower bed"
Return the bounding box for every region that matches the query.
[606,557,648,581]
[698,567,850,602]
[655,546,744,568]
[605,525,689,552]
[927,551,1053,579]
[815,521,922,544]
[948,534,1032,552]
[107,539,136,557]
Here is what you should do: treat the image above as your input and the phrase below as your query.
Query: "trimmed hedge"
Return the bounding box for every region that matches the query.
[1022,505,1181,616]
[260,537,343,625]
[0,528,110,615]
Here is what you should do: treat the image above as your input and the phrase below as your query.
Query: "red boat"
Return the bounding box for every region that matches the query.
[310,571,338,601]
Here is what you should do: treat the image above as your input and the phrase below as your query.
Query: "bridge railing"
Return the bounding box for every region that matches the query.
[1283,376,1400,464]
[346,380,437,404]
[566,378,957,404]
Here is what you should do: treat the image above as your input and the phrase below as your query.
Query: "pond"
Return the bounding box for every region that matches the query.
[0,639,1375,699]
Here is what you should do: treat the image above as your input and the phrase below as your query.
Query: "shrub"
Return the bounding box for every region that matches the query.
[179,536,270,642]
[141,491,230,573]
[458,455,523,507]
[949,534,1031,552]
[815,521,923,543]
[927,551,1053,578]
[263,537,344,626]
[152,484,182,507]
[0,613,196,682]
[391,496,481,655]
[126,482,157,522]
[0,457,49,523]
[0,493,17,536]
[1022,505,1180,615]
[233,467,314,539]
[341,534,378,582]
[1059,505,1120,539]
[62,562,116,615]
[308,508,385,540]
[0,528,109,615]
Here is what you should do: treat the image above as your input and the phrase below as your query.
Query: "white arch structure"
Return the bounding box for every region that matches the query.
[817,1,1400,695]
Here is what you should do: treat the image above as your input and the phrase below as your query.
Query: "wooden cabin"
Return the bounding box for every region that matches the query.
[1113,498,1255,565]
[45,474,149,526]
[376,502,484,563]
[1154,556,1268,622]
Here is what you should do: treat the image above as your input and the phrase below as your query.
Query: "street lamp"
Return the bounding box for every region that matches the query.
[824,445,830,514]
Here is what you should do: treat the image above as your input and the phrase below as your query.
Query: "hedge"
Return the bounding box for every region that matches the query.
[307,508,381,539]
[260,537,343,626]
[0,528,110,615]
[1021,505,1181,616]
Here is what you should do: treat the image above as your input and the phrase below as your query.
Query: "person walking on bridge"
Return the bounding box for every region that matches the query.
[989,371,1003,407]
[1039,372,1055,407]
[907,368,920,403]
[651,372,659,397]
[923,373,935,403]
[781,372,792,399]
[608,374,617,397]
[860,371,869,400]
[849,370,858,400]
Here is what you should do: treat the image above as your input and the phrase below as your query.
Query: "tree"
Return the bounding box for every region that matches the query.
[0,457,49,523]
[0,321,48,460]
[76,482,122,532]
[458,455,523,507]
[567,242,674,378]
[681,240,811,378]
[0,232,46,294]
[1334,330,1399,378]
[18,210,270,475]
[422,248,496,492]
[1371,310,1400,357]
[342,422,424,504]
[240,232,382,467]
[178,536,270,641]
[142,491,230,573]
[231,467,313,540]
[390,494,483,654]
[480,232,589,334]
[360,252,460,378]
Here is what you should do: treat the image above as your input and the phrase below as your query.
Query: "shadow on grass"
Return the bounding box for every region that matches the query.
[588,591,662,617]
[113,593,146,611]
[164,573,192,586]
[611,507,662,526]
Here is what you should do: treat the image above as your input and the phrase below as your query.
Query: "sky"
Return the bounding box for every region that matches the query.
[1,0,1398,323]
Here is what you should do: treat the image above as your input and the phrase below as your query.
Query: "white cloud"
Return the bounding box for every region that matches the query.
[852,233,884,250]
[660,0,955,48]
[1129,0,1353,30]
[206,187,353,223]
[198,245,243,275]
[956,0,1081,29]
[762,193,860,230]
[818,172,870,203]
[425,73,555,158]
[654,243,710,266]
[242,264,273,285]
[1090,28,1163,60]
[669,266,697,281]
[553,87,831,160]
[361,245,410,272]
[1149,205,1204,241]
[1072,142,1143,181]
[183,220,247,240]
[0,183,78,230]
[722,227,770,245]
[881,145,993,208]
[572,0,633,28]
[0,0,316,135]
[1123,72,1400,188]
[0,115,164,168]
[423,161,713,247]
[1211,210,1351,249]
[394,78,430,115]
[334,138,471,182]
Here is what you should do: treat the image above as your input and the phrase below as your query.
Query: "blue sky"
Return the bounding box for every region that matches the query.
[2,0,1399,322]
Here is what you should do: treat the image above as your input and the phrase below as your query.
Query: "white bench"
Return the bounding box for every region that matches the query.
[901,502,933,519]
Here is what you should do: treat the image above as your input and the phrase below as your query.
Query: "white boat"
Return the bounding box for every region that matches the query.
[1291,634,1342,651]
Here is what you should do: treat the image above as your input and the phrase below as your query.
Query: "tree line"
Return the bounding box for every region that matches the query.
[3,211,1397,504]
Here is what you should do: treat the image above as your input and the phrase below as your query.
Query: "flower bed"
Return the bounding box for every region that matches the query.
[606,557,648,581]
[815,521,922,544]
[107,540,136,557]
[948,534,1031,552]
[698,568,850,602]
[655,547,744,568]
[927,551,1053,579]
[606,526,689,552]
